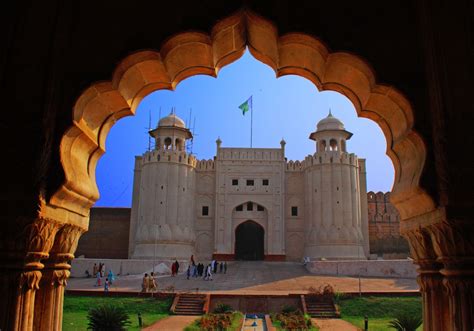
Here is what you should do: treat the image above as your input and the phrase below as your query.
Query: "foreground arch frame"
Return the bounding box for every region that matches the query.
[6,9,471,331]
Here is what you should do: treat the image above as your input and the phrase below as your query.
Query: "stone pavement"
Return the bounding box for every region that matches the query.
[67,261,418,294]
[143,315,198,331]
[312,318,360,331]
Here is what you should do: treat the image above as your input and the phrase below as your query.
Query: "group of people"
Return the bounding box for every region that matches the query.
[91,262,115,293]
[171,260,180,276]
[141,272,158,292]
[185,255,227,281]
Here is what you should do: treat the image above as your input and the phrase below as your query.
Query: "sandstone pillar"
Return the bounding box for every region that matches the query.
[34,225,84,331]
[406,221,474,331]
[430,222,474,331]
[417,262,447,331]
[0,218,60,331]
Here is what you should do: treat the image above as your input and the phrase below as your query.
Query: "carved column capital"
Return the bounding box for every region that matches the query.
[44,225,84,286]
[19,270,42,291]
[404,227,438,266]
[426,221,474,276]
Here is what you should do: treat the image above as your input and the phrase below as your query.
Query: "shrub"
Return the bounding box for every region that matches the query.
[307,284,335,302]
[275,312,308,330]
[199,313,232,331]
[213,303,233,314]
[388,312,422,331]
[87,304,131,331]
[281,305,299,314]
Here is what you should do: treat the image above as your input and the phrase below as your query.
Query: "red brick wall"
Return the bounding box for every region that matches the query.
[367,192,409,257]
[76,207,131,259]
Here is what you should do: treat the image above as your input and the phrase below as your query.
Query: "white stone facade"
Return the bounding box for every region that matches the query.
[129,112,369,261]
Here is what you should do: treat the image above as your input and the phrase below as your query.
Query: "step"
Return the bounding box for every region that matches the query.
[175,308,203,312]
[175,307,203,312]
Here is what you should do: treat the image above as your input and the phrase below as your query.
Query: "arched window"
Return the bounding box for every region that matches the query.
[175,138,183,151]
[329,139,338,151]
[164,137,172,150]
[319,139,327,152]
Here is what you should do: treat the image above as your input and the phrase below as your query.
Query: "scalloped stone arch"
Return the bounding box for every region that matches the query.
[49,9,436,231]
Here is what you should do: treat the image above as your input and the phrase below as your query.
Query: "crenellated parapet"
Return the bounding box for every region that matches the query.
[305,151,359,167]
[285,160,304,172]
[285,151,359,172]
[218,147,284,161]
[195,159,215,171]
[140,149,197,167]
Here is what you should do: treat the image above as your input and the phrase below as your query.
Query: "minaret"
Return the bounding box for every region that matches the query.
[304,111,367,259]
[129,112,196,260]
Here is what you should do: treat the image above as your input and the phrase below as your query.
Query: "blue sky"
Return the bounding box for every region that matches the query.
[95,50,394,207]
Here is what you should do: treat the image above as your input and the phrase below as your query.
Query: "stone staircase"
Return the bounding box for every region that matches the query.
[172,293,206,315]
[303,296,339,318]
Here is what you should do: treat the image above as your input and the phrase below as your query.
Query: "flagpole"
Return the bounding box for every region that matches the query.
[250,96,253,148]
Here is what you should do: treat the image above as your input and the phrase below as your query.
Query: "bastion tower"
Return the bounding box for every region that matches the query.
[304,112,369,259]
[128,113,196,260]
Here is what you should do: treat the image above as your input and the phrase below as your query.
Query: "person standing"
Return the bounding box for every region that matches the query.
[95,270,101,287]
[142,273,149,292]
[149,272,157,292]
[104,278,109,293]
[93,263,98,277]
[198,263,203,277]
[186,266,191,280]
[175,260,180,275]
[108,269,115,286]
[207,264,213,281]
[171,261,176,276]
[224,261,227,274]
[220,262,223,273]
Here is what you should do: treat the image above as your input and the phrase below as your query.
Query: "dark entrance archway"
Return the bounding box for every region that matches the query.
[235,221,264,260]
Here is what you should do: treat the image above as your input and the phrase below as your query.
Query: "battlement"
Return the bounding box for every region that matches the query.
[367,191,391,203]
[217,147,284,161]
[285,151,359,172]
[140,150,197,167]
[195,159,215,171]
[285,160,304,172]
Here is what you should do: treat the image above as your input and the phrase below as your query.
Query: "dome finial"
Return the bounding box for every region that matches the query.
[328,108,333,117]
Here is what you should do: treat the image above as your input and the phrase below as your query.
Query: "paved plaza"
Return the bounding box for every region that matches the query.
[67,261,418,294]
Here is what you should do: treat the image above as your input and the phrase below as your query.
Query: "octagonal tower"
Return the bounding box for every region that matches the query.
[304,112,368,259]
[129,112,196,260]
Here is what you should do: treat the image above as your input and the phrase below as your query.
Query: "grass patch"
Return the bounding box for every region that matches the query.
[338,296,422,331]
[184,312,244,331]
[63,295,172,330]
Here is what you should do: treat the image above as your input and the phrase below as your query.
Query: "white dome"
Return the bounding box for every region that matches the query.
[158,113,186,128]
[316,112,345,131]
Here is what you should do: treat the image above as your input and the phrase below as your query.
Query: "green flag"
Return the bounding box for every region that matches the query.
[239,98,250,115]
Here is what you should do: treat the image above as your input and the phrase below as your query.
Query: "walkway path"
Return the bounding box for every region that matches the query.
[143,315,198,331]
[312,318,360,331]
[68,261,418,294]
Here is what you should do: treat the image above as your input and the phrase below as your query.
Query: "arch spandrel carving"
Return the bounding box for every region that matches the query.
[47,9,436,235]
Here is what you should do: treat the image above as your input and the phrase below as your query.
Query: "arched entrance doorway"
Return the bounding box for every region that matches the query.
[235,221,264,260]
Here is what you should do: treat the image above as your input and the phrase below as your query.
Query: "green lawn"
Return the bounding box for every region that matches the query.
[63,295,172,330]
[337,296,422,331]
